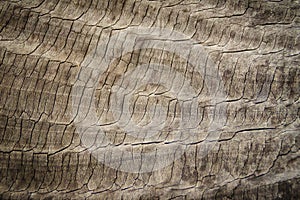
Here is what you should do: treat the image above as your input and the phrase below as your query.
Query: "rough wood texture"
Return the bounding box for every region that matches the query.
[0,0,299,199]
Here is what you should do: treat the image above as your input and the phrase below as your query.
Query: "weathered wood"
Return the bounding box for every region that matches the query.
[0,0,299,199]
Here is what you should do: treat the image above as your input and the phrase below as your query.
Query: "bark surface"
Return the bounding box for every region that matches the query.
[0,0,299,199]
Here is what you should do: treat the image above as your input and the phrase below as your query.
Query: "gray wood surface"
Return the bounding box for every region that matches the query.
[0,0,299,199]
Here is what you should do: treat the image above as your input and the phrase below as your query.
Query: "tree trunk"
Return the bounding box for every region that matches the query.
[0,0,299,199]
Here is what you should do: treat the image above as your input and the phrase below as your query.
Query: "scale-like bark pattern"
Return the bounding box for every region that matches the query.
[0,0,299,199]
